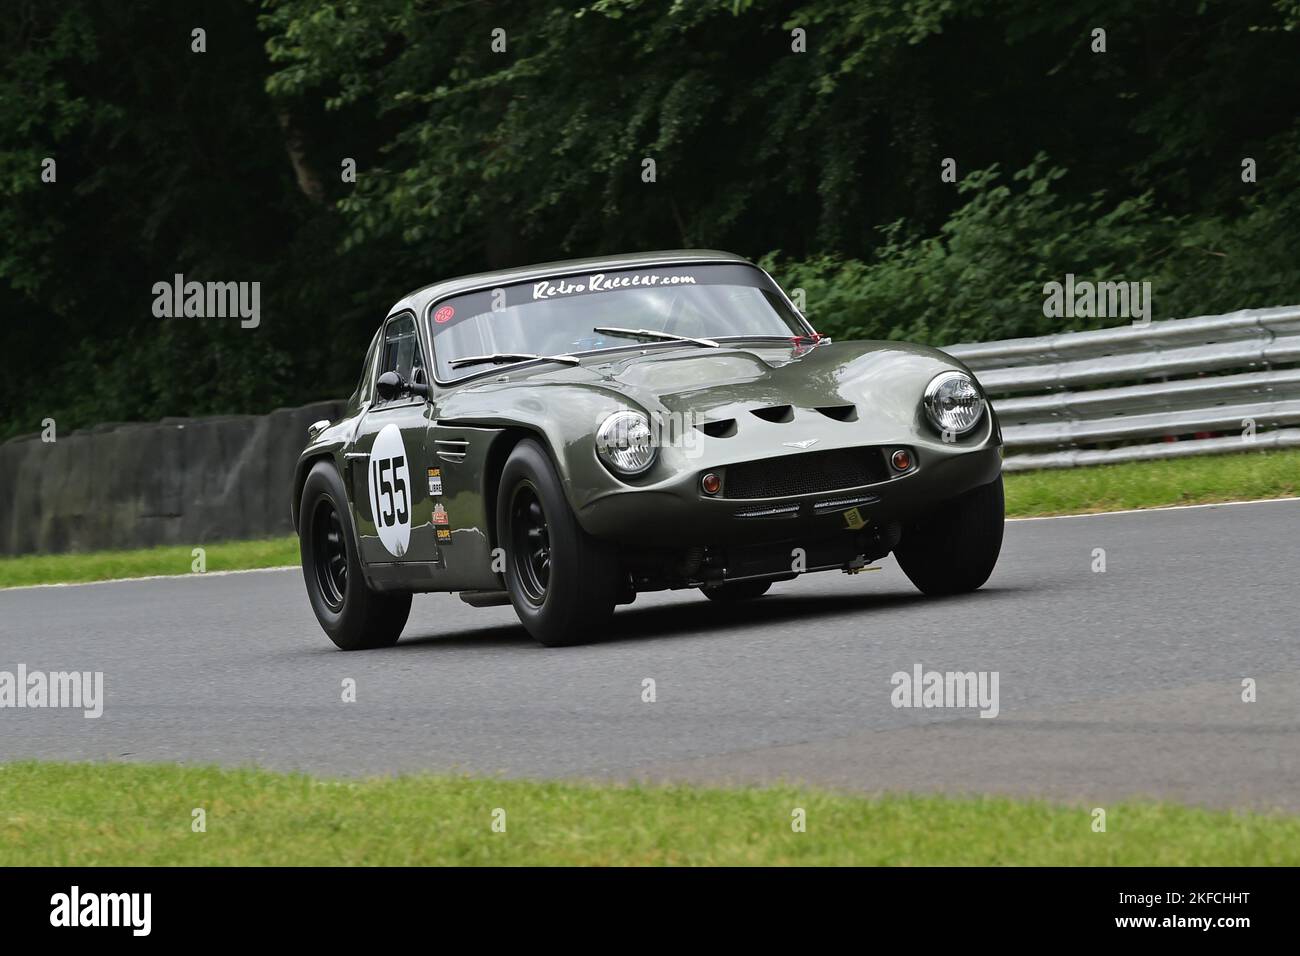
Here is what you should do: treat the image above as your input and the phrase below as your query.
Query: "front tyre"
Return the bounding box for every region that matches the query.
[299,461,411,650]
[893,474,1004,596]
[497,440,618,646]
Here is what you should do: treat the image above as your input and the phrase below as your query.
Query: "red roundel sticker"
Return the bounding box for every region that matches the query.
[434,305,455,324]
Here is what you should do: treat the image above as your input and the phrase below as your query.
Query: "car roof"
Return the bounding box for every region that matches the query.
[387,249,751,319]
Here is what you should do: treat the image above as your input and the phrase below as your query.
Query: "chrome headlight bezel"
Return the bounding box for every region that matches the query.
[595,409,657,476]
[922,370,986,436]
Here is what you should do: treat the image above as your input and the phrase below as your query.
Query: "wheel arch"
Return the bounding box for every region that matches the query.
[291,452,342,532]
[482,426,557,555]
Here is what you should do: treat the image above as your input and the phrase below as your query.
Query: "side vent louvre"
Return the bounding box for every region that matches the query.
[815,404,858,422]
[435,439,469,463]
[750,405,794,423]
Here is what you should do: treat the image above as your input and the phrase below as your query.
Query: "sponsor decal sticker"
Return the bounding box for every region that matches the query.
[434,305,455,324]
[532,272,698,301]
[427,466,443,496]
[436,528,453,545]
[367,424,412,557]
[843,507,866,530]
[432,503,449,526]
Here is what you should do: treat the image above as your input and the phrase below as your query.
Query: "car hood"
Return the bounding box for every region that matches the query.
[438,340,977,452]
[592,343,900,415]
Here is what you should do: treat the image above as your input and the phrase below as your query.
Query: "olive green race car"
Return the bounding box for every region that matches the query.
[293,250,1004,649]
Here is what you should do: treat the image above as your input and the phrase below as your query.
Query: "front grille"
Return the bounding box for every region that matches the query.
[722,448,889,499]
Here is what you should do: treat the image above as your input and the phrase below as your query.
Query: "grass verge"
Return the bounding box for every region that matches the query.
[1,762,1296,866]
[1003,447,1300,517]
[1,449,1297,589]
[0,537,298,589]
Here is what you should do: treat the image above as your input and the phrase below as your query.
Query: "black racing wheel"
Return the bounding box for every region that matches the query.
[894,474,1004,596]
[299,461,411,650]
[497,439,619,646]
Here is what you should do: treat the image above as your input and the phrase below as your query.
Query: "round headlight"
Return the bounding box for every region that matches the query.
[923,371,985,435]
[596,410,657,476]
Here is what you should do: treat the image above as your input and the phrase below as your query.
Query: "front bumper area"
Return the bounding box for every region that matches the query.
[576,442,1002,548]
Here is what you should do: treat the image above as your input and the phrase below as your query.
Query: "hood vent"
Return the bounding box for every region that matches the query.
[750,404,794,423]
[697,418,737,438]
[815,404,858,422]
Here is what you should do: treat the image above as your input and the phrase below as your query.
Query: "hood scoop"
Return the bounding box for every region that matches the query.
[697,418,737,438]
[750,404,794,424]
[815,404,858,422]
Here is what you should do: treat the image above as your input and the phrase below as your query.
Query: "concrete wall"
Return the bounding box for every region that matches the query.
[0,400,345,556]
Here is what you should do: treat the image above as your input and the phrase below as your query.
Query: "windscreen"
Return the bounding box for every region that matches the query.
[427,263,806,380]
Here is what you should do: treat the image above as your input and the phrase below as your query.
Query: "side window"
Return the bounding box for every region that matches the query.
[375,314,426,396]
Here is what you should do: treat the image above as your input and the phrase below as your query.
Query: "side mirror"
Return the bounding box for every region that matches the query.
[409,366,432,399]
[376,370,403,401]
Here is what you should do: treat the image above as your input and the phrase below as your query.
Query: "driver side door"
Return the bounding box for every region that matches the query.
[347,311,439,565]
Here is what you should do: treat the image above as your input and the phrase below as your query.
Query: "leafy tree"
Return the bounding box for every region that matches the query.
[2,0,1299,438]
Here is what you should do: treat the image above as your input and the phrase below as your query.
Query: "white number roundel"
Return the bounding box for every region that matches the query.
[367,424,412,557]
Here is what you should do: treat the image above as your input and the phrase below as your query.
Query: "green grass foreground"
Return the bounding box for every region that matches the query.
[1,449,1297,589]
[1,762,1296,866]
[1003,447,1300,518]
[0,536,299,589]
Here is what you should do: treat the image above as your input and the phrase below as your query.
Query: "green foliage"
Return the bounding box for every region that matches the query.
[765,142,1300,346]
[3,0,1300,437]
[0,0,375,439]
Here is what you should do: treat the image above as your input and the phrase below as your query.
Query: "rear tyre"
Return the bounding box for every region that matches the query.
[497,439,619,646]
[894,474,1004,596]
[700,580,772,602]
[299,461,411,650]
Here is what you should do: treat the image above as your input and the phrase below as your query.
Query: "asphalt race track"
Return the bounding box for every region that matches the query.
[3,499,1298,811]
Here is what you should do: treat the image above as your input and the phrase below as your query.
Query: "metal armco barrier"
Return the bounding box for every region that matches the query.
[944,306,1300,471]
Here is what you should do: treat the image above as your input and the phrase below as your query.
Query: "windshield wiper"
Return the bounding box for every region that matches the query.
[592,326,720,348]
[449,352,581,370]
[723,333,827,345]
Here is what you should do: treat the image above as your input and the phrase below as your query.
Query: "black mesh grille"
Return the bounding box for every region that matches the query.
[722,448,889,499]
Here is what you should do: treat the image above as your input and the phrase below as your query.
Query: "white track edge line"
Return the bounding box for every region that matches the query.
[1007,495,1300,521]
[1,565,299,592]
